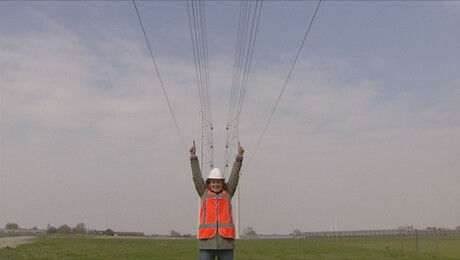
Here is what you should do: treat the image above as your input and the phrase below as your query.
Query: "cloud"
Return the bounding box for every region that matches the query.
[442,2,460,16]
[1,5,459,234]
[235,54,459,233]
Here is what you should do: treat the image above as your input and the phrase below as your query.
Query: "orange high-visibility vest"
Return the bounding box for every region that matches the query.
[198,189,235,239]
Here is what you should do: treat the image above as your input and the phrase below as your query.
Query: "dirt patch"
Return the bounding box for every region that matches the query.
[0,236,36,249]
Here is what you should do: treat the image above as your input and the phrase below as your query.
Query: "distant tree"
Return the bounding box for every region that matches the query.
[292,229,303,237]
[47,225,57,234]
[243,226,257,236]
[57,224,72,234]
[104,228,114,236]
[5,223,19,230]
[73,223,87,234]
[170,230,181,237]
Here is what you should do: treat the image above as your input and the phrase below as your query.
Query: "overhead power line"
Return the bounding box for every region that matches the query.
[247,0,322,166]
[133,0,188,155]
[187,0,214,169]
[224,0,263,172]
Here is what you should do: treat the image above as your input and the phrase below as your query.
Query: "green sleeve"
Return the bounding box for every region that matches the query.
[191,156,206,197]
[227,156,243,197]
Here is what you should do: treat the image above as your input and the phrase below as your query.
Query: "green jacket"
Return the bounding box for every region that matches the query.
[190,155,243,250]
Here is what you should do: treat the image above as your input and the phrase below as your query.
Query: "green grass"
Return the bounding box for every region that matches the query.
[1,235,459,259]
[236,236,460,260]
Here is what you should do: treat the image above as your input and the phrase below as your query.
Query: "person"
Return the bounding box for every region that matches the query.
[189,140,244,260]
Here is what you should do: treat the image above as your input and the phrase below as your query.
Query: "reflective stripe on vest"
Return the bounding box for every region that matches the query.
[198,189,235,239]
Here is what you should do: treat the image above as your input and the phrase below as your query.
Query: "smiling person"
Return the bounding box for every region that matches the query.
[190,141,244,260]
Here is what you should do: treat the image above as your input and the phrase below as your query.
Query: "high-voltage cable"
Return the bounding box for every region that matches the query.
[187,0,215,169]
[246,0,322,166]
[133,0,188,155]
[224,0,263,172]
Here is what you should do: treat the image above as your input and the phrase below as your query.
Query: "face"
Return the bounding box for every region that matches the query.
[209,179,223,193]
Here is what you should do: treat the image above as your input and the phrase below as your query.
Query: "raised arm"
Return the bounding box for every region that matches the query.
[190,141,206,197]
[227,142,244,196]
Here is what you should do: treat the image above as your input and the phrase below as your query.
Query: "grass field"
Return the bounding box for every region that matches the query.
[1,235,459,259]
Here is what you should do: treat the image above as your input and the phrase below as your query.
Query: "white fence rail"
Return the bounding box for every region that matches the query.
[0,229,46,235]
[243,228,460,239]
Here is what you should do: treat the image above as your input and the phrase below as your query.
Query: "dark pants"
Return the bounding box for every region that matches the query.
[199,249,233,260]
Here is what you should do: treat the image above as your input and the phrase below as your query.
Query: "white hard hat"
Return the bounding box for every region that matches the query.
[207,168,225,180]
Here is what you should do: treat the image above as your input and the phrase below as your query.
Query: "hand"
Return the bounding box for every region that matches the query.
[238,141,244,156]
[190,141,196,156]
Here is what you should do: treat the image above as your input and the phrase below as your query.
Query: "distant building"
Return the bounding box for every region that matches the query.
[91,230,105,235]
[438,227,452,231]
[397,226,414,231]
[90,230,144,237]
[114,231,144,237]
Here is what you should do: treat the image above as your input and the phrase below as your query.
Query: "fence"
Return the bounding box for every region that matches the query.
[251,228,460,239]
[301,228,460,238]
[245,228,460,255]
[0,229,46,236]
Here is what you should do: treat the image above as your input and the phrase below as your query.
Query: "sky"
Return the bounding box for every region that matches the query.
[1,1,459,236]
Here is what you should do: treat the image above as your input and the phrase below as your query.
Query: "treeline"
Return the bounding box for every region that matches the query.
[47,224,116,236]
[46,223,87,234]
[4,222,115,236]
[4,222,40,231]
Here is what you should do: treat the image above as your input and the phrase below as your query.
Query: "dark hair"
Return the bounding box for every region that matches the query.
[206,179,228,192]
